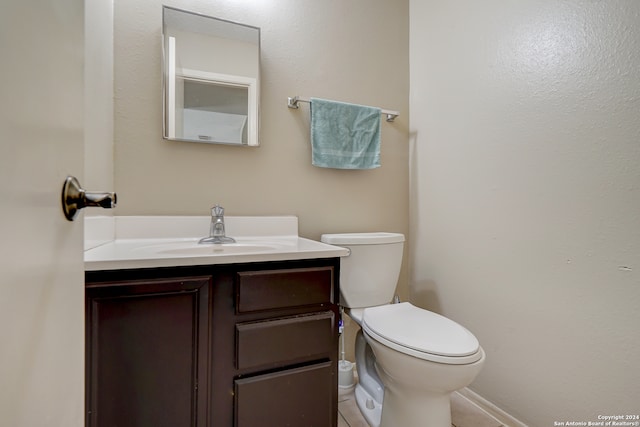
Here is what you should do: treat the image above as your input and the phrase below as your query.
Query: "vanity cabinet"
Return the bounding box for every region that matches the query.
[85,258,340,427]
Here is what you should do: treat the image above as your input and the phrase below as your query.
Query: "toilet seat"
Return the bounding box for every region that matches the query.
[361,303,483,365]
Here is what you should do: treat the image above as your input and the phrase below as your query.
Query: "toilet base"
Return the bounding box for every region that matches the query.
[379,387,452,427]
[354,383,382,427]
[355,380,453,427]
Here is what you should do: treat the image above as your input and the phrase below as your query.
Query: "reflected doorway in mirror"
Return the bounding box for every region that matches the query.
[162,6,260,146]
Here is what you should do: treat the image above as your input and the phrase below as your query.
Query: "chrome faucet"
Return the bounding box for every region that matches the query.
[199,205,236,244]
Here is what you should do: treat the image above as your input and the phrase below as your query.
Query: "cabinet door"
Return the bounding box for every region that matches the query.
[234,362,335,427]
[86,277,210,427]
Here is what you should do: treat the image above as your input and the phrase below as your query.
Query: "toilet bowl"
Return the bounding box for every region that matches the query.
[320,232,485,427]
[350,303,485,427]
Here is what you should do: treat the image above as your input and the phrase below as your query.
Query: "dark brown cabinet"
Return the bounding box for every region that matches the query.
[234,361,334,427]
[86,258,340,427]
[85,276,210,427]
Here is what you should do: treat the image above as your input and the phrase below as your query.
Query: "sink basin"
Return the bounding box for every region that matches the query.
[157,243,285,256]
[130,239,293,257]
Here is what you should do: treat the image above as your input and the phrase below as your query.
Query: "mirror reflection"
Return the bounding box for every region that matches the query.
[162,7,260,146]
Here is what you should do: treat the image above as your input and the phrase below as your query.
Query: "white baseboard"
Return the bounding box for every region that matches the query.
[455,388,529,427]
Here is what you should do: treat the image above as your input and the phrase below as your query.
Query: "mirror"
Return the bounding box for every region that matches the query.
[162,7,260,146]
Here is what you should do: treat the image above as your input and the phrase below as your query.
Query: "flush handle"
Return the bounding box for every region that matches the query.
[61,176,117,221]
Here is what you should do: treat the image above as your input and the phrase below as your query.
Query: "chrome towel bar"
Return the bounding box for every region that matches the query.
[287,96,399,122]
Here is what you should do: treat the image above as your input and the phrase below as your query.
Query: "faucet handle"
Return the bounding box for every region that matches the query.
[211,204,225,217]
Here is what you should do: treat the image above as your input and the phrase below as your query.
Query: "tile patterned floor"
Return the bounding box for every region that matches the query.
[338,386,505,427]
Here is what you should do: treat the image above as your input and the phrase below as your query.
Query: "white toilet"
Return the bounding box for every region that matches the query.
[321,232,485,427]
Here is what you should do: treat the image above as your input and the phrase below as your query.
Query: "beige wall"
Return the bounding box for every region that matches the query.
[410,1,640,425]
[84,0,114,201]
[113,0,409,242]
[112,0,410,358]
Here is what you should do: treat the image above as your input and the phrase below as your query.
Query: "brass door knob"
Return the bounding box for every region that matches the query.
[61,176,117,221]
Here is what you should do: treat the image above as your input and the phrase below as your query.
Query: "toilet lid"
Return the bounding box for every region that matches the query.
[362,303,482,363]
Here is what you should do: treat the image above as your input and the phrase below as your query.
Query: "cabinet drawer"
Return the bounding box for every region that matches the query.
[236,311,334,370]
[236,267,334,313]
[234,361,334,427]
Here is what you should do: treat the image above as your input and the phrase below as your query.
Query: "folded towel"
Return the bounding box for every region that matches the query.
[310,97,381,169]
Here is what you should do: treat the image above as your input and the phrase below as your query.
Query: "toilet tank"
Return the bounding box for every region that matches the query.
[320,232,404,309]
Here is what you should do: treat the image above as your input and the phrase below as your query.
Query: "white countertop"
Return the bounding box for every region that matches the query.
[84,216,349,271]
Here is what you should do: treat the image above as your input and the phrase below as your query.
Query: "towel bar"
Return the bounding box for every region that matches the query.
[287,96,399,122]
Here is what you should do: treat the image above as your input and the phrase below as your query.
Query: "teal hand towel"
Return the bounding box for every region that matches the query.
[310,98,381,169]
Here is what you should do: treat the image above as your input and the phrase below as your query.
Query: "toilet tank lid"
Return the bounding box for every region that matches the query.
[321,232,405,245]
